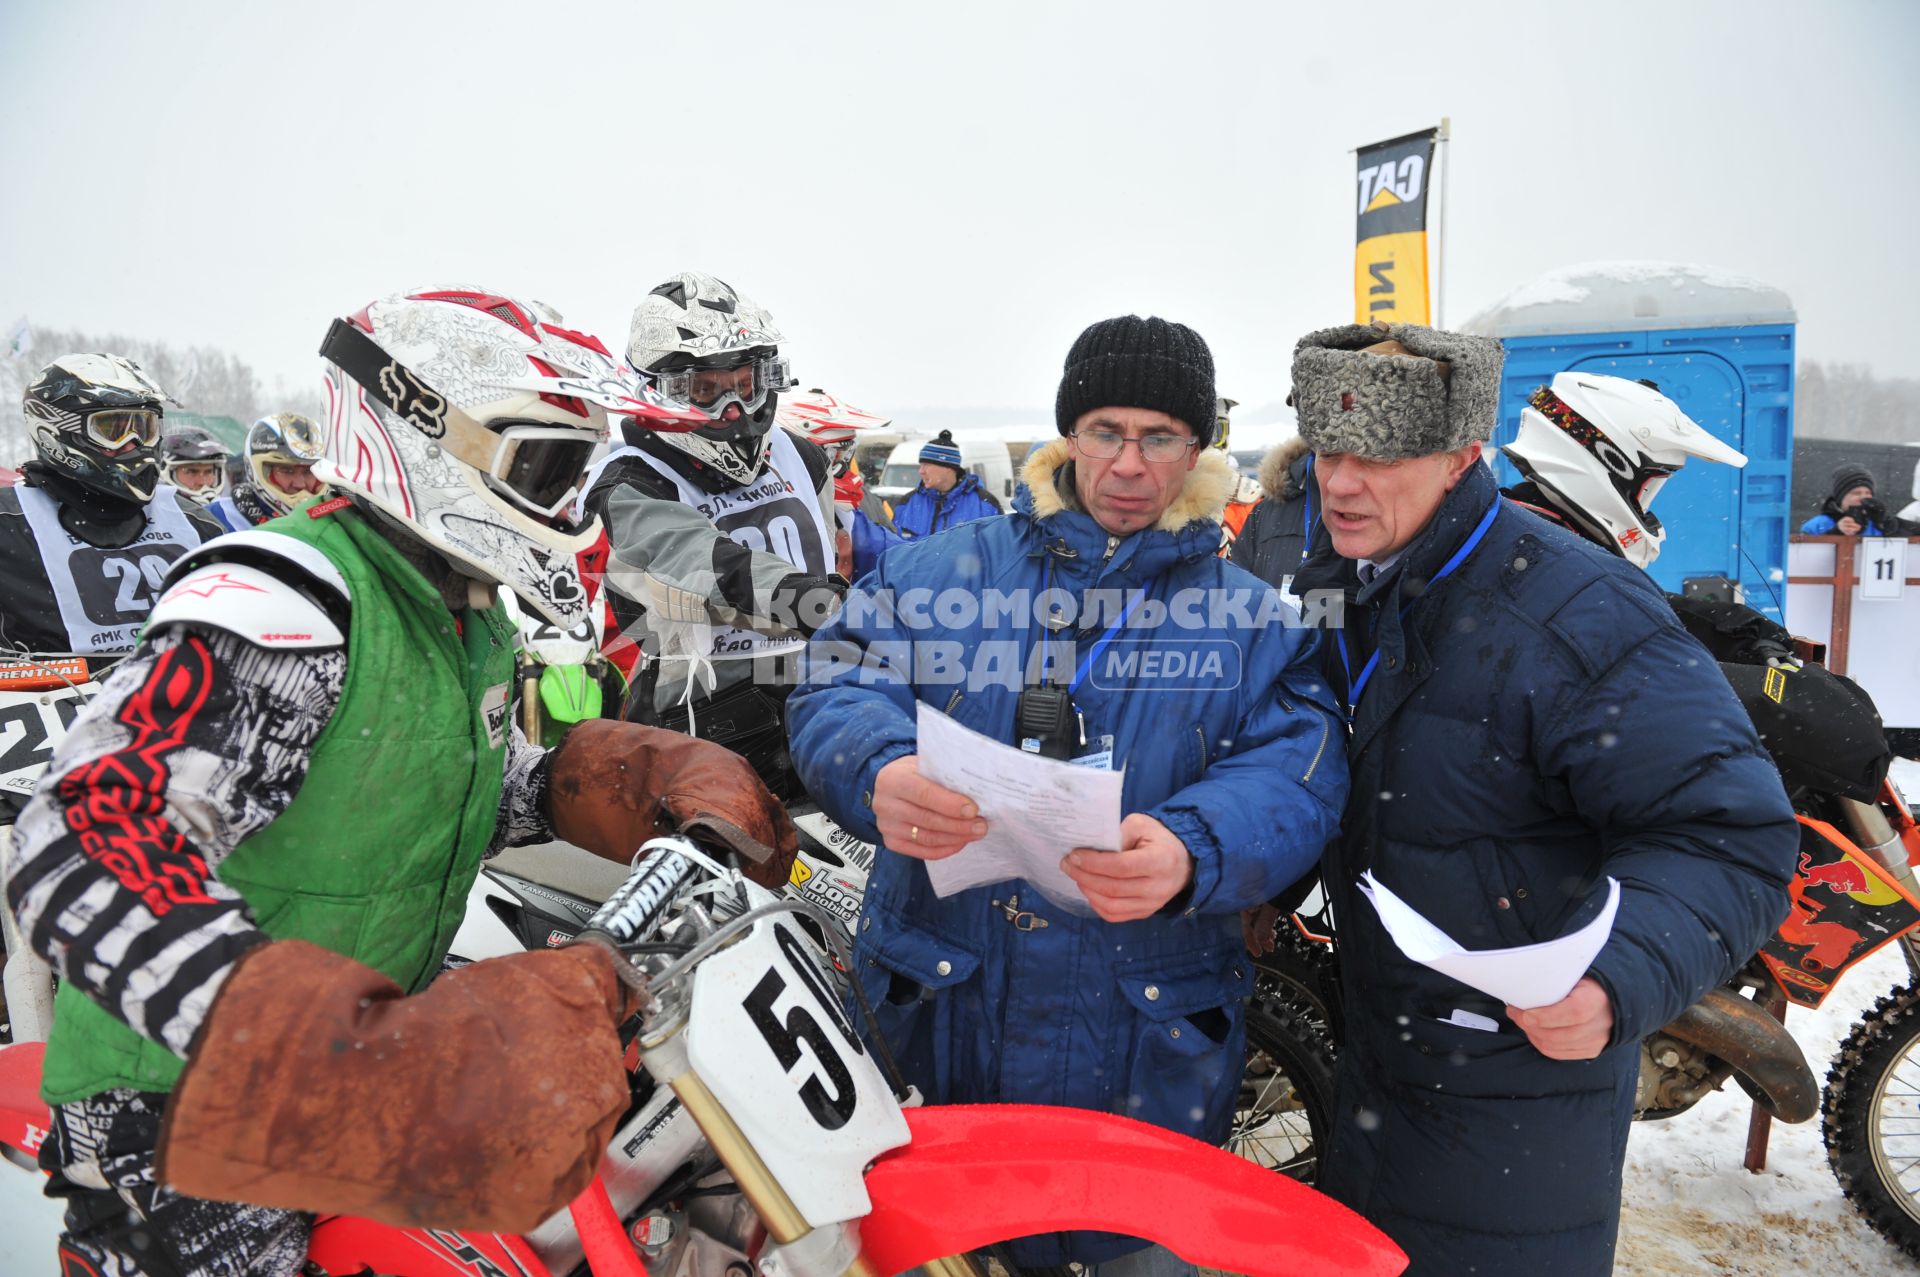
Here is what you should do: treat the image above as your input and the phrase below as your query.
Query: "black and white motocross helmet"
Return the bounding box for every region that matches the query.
[160,423,233,501]
[626,272,793,486]
[1503,372,1747,568]
[23,353,169,504]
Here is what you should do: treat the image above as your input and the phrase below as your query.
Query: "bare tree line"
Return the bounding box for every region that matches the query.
[0,325,323,466]
[3,325,1913,471]
[1797,360,1920,444]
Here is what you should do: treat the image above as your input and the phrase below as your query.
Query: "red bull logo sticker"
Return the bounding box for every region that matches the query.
[1760,822,1920,1008]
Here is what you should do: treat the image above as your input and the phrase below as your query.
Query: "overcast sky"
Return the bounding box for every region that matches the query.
[2,0,1912,424]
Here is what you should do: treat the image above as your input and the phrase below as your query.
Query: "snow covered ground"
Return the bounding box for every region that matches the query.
[1616,943,1912,1275]
[4,763,1917,1272]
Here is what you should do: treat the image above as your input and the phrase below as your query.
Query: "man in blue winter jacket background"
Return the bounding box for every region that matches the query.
[889,429,1002,541]
[786,315,1348,1275]
[1289,322,1798,1277]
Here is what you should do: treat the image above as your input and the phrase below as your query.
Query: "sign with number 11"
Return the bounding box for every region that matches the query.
[1860,538,1908,601]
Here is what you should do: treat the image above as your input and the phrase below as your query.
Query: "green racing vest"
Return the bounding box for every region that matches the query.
[41,503,516,1103]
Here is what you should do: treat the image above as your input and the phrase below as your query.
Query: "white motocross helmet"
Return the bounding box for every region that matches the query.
[627,272,793,486]
[1503,372,1747,568]
[318,286,706,629]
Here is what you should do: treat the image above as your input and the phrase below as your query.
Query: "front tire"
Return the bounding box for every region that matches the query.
[1232,981,1339,1184]
[1824,982,1920,1259]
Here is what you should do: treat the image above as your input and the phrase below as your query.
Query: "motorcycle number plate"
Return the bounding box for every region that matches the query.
[686,917,909,1227]
[0,682,99,796]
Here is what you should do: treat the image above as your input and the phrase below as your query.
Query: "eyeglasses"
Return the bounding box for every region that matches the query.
[1071,427,1197,464]
[84,408,163,452]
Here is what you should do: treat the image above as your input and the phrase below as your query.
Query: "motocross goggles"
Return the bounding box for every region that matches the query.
[481,422,599,519]
[653,351,792,419]
[83,408,163,452]
[166,458,228,495]
[1528,385,1678,530]
[319,317,600,522]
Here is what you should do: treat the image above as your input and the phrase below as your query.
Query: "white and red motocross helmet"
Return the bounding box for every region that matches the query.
[776,387,889,508]
[1503,371,1747,568]
[318,286,705,629]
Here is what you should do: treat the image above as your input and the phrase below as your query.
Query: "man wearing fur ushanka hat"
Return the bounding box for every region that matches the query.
[1291,322,1796,1277]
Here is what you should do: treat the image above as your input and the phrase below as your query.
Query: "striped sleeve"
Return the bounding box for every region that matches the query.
[6,626,345,1056]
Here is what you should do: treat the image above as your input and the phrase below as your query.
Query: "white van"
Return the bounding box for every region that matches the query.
[871,436,1017,506]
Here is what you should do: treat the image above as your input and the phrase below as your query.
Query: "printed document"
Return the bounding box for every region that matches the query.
[1358,871,1621,1009]
[912,702,1123,913]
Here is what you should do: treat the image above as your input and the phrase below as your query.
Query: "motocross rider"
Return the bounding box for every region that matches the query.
[0,354,222,664]
[158,423,234,505]
[581,272,846,802]
[1500,371,1895,795]
[5,286,795,1277]
[204,411,329,531]
[776,387,891,579]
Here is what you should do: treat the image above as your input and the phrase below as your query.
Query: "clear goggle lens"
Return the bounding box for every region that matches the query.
[85,408,162,451]
[166,459,227,494]
[654,354,792,416]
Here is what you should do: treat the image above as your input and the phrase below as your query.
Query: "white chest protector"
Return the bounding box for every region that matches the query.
[14,483,208,654]
[585,429,833,662]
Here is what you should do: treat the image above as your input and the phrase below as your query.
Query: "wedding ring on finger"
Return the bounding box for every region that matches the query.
[910,825,919,842]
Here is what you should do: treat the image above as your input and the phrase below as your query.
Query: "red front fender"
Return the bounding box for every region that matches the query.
[860,1105,1405,1277]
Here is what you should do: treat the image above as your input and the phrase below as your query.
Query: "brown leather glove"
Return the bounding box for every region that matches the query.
[548,718,797,888]
[158,938,635,1234]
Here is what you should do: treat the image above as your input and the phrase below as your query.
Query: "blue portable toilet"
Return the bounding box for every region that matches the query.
[1463,262,1796,618]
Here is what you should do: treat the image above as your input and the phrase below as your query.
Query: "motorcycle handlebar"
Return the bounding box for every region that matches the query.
[575,837,702,954]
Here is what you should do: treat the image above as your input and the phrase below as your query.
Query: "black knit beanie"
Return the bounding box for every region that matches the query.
[1054,315,1218,447]
[1828,463,1875,507]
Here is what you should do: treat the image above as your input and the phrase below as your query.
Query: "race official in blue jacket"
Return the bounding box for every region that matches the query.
[787,317,1347,1271]
[890,430,1001,541]
[1289,323,1797,1277]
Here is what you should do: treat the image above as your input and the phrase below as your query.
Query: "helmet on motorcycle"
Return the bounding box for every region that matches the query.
[1211,397,1239,452]
[777,388,889,481]
[627,273,793,486]
[243,412,328,516]
[319,286,705,629]
[1502,372,1747,568]
[23,353,169,504]
[160,423,233,501]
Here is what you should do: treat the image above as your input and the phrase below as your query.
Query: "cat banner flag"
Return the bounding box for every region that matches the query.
[1353,127,1440,324]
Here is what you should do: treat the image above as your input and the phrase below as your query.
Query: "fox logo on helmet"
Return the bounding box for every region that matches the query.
[378,361,447,438]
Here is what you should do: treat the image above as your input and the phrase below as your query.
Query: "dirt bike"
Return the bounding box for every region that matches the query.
[505,593,627,749]
[0,653,109,1045]
[0,833,1406,1276]
[1251,767,1920,1261]
[460,798,1343,1197]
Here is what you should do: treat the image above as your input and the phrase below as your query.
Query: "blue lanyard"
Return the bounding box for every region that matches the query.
[1337,498,1500,717]
[1070,586,1153,692]
[1038,558,1157,693]
[1301,454,1317,552]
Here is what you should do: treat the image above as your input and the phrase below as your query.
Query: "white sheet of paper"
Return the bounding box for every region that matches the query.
[1358,871,1621,1010]
[912,702,1124,913]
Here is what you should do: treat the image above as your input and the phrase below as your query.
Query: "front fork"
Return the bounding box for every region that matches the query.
[1840,790,1920,982]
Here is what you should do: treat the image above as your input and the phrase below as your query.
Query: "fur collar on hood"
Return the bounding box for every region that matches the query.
[1258,437,1312,502]
[1020,437,1235,533]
